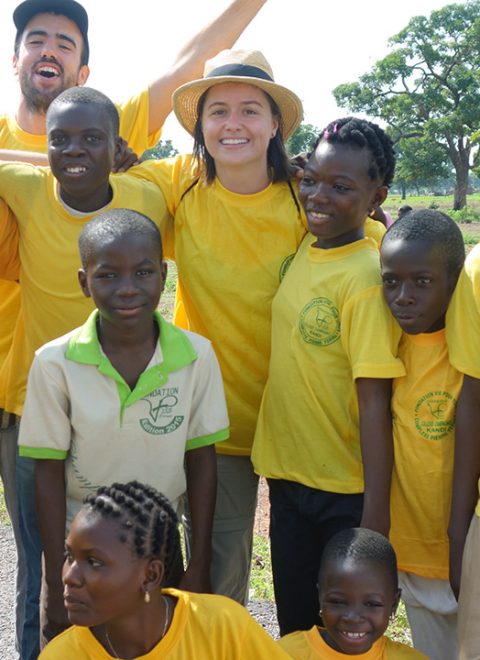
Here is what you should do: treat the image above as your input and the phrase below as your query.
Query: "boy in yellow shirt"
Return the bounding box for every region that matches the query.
[381,209,465,660]
[252,117,404,634]
[0,86,168,658]
[278,528,425,659]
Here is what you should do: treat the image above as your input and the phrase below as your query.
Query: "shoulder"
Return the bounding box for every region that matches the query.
[35,327,81,363]
[39,625,90,657]
[385,637,428,658]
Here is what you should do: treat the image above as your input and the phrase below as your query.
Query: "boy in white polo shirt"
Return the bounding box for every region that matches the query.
[18,209,229,643]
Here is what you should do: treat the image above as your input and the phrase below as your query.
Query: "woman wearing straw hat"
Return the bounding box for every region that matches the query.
[130,48,306,605]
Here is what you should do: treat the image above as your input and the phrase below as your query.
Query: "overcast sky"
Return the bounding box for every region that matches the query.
[0,0,462,151]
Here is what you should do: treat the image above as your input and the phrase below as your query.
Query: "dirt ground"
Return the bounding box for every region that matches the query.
[254,477,270,537]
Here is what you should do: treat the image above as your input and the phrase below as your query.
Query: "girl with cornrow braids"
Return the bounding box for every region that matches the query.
[39,481,289,660]
[252,117,404,634]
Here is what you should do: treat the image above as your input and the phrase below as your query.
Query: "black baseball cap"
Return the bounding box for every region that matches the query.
[13,0,89,63]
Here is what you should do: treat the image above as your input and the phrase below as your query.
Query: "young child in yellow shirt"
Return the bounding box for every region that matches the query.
[252,117,405,634]
[380,209,465,660]
[278,527,426,659]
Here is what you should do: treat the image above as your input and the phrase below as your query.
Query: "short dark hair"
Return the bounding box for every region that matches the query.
[318,528,398,594]
[193,87,293,183]
[83,481,183,587]
[78,209,163,269]
[312,117,396,188]
[14,0,90,66]
[46,87,119,137]
[382,209,465,279]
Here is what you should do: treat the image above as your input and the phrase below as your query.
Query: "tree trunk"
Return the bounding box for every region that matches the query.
[453,162,469,210]
[401,181,406,200]
[445,134,470,210]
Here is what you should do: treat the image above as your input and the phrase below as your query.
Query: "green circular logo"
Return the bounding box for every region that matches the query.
[414,390,456,441]
[299,297,340,346]
[279,254,295,282]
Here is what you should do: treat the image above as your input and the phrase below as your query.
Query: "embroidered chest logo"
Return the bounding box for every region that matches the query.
[414,390,456,441]
[140,387,184,435]
[299,297,340,346]
[279,253,295,282]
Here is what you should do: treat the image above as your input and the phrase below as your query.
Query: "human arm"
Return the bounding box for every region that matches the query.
[448,375,480,599]
[0,200,20,281]
[0,148,48,165]
[35,459,69,643]
[356,377,394,536]
[181,444,217,592]
[147,0,267,134]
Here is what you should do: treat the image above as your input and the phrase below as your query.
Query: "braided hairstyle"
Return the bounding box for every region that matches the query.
[83,481,183,587]
[318,528,398,594]
[312,117,396,188]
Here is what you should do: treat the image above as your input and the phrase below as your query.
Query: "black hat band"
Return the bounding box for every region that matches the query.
[206,63,274,82]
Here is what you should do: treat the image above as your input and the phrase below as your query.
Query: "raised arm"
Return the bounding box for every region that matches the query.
[147,0,267,134]
[0,149,48,165]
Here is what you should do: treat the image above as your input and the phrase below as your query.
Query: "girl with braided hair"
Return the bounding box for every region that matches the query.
[252,117,404,634]
[39,481,288,659]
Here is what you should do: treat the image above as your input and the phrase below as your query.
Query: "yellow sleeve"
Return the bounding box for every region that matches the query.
[365,217,386,248]
[116,89,162,157]
[446,247,480,378]
[342,284,404,379]
[0,199,19,280]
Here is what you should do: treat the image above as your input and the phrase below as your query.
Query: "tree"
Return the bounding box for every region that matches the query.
[142,139,179,160]
[286,122,319,156]
[395,135,450,197]
[333,1,480,209]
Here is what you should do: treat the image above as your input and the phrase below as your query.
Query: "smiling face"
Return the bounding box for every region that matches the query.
[320,558,400,655]
[48,102,119,211]
[299,142,387,249]
[381,239,455,334]
[63,510,149,627]
[14,13,89,114]
[78,232,166,334]
[200,82,278,178]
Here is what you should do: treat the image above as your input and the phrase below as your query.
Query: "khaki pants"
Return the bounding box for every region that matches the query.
[458,514,480,660]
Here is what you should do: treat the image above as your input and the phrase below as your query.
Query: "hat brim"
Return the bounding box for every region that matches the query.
[173,76,303,141]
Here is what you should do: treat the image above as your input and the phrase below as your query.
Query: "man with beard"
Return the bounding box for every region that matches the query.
[0,2,267,658]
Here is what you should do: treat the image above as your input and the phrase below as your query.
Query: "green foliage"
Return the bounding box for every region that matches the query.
[394,135,450,193]
[334,1,480,209]
[250,534,275,601]
[450,208,480,223]
[142,139,179,160]
[286,122,319,156]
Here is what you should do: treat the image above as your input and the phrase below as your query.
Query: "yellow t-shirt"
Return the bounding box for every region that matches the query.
[0,162,167,414]
[0,90,160,390]
[445,243,480,515]
[278,626,426,659]
[39,588,289,659]
[127,154,307,455]
[390,330,462,580]
[251,237,404,492]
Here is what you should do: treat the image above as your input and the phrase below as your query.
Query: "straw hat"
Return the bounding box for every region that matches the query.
[172,49,303,140]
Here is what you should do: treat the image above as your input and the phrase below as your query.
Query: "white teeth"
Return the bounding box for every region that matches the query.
[37,66,59,76]
[344,632,367,639]
[310,211,329,219]
[221,138,248,145]
[66,166,86,173]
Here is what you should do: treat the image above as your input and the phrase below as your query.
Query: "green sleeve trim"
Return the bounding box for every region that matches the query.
[18,446,68,460]
[186,428,230,451]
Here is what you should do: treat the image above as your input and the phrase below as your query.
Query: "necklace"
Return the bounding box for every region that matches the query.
[105,595,171,659]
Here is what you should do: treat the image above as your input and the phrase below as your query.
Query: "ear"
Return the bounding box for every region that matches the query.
[77,64,90,87]
[160,261,168,294]
[12,54,19,77]
[271,117,279,140]
[142,558,165,595]
[78,269,91,298]
[392,587,401,616]
[369,185,389,214]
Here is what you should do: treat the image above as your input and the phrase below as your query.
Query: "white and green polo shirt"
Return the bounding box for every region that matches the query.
[19,310,229,527]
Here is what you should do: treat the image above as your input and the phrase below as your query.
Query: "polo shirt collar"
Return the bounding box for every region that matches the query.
[66,309,197,375]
